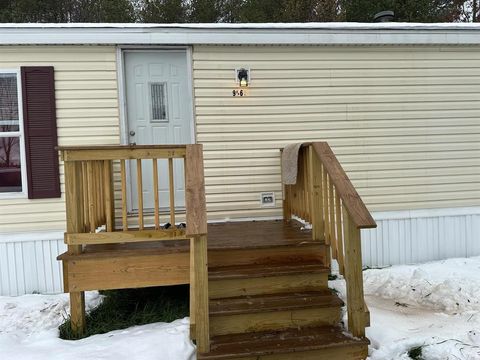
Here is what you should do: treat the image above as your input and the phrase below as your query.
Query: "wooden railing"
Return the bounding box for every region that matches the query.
[282,142,376,338]
[59,144,210,351]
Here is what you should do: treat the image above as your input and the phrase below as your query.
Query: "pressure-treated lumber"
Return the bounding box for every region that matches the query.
[120,159,128,231]
[335,191,345,275]
[343,207,368,338]
[64,161,86,336]
[103,160,114,232]
[59,145,186,161]
[137,159,144,230]
[209,291,342,337]
[190,237,197,340]
[65,228,187,245]
[153,158,160,230]
[198,326,369,360]
[63,251,190,292]
[168,157,176,227]
[209,272,328,299]
[185,144,208,236]
[193,234,210,352]
[312,142,376,229]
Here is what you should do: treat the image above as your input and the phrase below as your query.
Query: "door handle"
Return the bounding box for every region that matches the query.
[129,130,136,136]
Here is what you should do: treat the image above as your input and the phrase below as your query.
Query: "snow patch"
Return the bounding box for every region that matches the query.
[0,292,195,360]
[363,257,480,312]
[331,257,480,359]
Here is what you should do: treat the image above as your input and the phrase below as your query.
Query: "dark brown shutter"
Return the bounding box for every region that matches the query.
[21,66,60,199]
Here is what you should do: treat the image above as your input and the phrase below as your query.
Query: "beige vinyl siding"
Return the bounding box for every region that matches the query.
[193,45,480,219]
[0,46,119,233]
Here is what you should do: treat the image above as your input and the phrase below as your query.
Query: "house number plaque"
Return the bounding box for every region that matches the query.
[232,89,245,97]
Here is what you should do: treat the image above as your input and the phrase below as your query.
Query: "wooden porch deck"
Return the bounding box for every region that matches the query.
[59,220,315,260]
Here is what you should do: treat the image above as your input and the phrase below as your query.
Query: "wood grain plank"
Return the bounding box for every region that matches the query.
[63,161,86,336]
[312,142,376,229]
[86,161,95,232]
[342,206,367,338]
[185,144,208,236]
[335,191,345,275]
[322,165,330,246]
[137,159,144,230]
[153,158,160,230]
[120,159,128,231]
[194,234,210,352]
[168,157,176,227]
[66,228,188,245]
[65,252,190,292]
[103,160,114,232]
[59,145,186,161]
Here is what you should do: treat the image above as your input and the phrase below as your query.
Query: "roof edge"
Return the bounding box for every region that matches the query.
[1,22,480,45]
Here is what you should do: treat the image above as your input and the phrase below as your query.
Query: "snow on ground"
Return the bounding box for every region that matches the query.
[1,257,480,360]
[331,256,480,360]
[0,292,195,360]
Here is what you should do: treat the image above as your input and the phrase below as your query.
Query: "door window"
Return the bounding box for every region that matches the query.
[150,82,168,122]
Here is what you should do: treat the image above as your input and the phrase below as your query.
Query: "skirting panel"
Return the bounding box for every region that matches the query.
[1,207,479,295]
[0,232,65,296]
[362,207,480,268]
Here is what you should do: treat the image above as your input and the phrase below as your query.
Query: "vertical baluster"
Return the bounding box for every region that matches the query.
[96,161,103,225]
[120,159,128,231]
[285,185,291,222]
[298,151,305,219]
[308,145,324,241]
[82,162,89,230]
[303,147,310,222]
[103,160,114,232]
[281,151,290,223]
[335,190,345,275]
[322,165,330,245]
[137,159,144,230]
[168,157,176,227]
[153,158,160,230]
[86,161,96,233]
[329,177,337,258]
[99,161,106,224]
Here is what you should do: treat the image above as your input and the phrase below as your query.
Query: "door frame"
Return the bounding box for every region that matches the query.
[116,45,197,146]
[116,46,196,214]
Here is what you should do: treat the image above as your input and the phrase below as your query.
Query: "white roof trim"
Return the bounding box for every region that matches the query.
[1,22,480,45]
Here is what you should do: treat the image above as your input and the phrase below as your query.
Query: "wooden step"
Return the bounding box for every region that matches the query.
[209,291,343,336]
[209,262,329,299]
[209,262,329,280]
[208,244,326,268]
[198,326,369,360]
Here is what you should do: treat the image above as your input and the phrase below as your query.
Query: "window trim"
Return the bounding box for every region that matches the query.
[0,68,28,199]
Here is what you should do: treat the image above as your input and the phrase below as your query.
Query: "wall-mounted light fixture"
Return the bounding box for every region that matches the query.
[236,68,250,87]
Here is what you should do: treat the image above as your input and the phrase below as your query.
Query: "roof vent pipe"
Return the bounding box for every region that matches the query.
[374,10,395,22]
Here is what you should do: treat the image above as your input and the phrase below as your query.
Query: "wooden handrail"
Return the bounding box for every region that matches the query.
[58,145,186,161]
[281,141,376,339]
[311,142,376,229]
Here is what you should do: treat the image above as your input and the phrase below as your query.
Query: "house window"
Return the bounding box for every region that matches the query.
[0,71,26,196]
[150,82,168,121]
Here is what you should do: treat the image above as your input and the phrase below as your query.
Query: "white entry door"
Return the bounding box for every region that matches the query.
[124,50,193,213]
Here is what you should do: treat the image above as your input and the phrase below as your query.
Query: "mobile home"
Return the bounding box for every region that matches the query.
[0,22,479,295]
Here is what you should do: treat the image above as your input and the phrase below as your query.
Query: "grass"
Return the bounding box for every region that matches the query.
[59,285,189,340]
[408,345,424,360]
